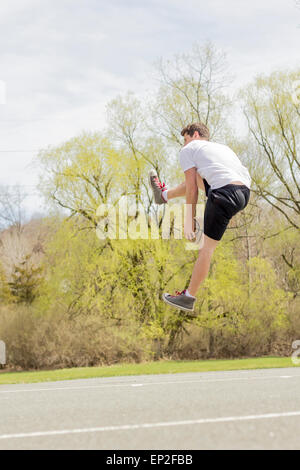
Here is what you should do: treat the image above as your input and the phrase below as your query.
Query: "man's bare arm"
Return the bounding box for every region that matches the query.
[184,167,198,240]
[196,174,205,192]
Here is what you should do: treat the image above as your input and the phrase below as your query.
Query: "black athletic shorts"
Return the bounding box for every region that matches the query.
[203,180,250,241]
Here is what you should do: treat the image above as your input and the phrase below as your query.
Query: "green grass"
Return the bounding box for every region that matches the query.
[0,356,298,385]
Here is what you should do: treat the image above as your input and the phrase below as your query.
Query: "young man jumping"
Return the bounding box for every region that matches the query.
[149,122,251,312]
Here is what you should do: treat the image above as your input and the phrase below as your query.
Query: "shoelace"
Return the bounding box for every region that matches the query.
[154,176,167,191]
[171,289,186,297]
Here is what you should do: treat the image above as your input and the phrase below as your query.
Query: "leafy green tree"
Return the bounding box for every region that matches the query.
[0,262,11,303]
[8,255,42,304]
[106,92,170,220]
[240,69,300,229]
[195,245,290,357]
[263,221,300,300]
[38,132,125,228]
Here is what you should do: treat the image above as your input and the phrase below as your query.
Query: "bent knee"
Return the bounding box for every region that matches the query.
[202,235,219,253]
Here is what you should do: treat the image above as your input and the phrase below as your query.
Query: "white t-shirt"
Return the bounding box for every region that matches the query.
[179,140,251,189]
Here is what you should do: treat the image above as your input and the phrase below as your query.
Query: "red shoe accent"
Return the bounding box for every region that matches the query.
[154,177,167,191]
[170,289,186,298]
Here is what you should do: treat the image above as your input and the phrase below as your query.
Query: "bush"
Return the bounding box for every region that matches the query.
[0,306,153,370]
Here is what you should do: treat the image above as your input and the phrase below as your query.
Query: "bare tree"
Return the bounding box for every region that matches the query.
[151,42,232,147]
[0,185,27,235]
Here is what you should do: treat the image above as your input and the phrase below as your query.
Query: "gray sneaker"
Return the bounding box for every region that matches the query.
[162,289,196,312]
[149,169,167,205]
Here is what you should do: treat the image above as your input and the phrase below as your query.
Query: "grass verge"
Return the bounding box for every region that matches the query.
[0,356,298,385]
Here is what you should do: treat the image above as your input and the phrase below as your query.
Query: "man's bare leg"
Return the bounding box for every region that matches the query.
[166,176,217,297]
[161,180,218,311]
[187,235,219,296]
[162,233,218,312]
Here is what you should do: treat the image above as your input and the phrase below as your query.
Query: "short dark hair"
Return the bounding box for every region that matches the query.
[181,122,210,140]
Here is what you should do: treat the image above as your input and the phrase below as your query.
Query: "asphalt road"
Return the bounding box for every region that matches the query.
[0,367,300,450]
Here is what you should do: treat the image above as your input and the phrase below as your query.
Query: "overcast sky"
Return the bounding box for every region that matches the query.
[0,0,299,215]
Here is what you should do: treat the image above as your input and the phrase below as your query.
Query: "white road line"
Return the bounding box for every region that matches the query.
[0,374,298,394]
[1,411,300,440]
[0,375,300,394]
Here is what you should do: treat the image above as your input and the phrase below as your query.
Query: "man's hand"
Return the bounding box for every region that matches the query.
[184,219,196,241]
